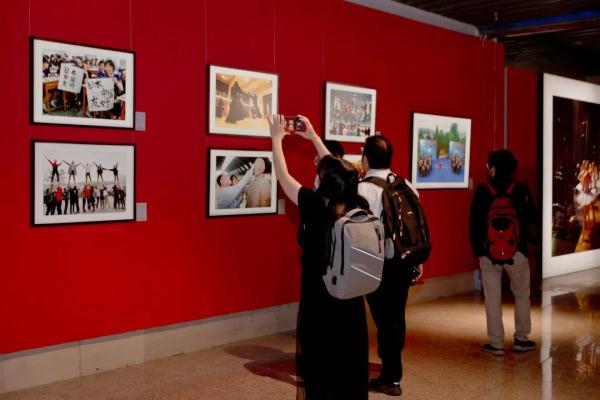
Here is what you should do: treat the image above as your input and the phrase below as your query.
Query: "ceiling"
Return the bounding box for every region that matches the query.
[393,0,600,82]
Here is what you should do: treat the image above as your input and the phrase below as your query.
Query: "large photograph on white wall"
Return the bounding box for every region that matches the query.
[31,38,135,129]
[207,149,277,217]
[32,141,135,226]
[543,74,600,278]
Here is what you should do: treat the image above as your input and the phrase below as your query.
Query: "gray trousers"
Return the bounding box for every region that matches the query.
[479,252,531,348]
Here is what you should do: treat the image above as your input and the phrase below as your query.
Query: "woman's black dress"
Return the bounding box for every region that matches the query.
[226,82,245,123]
[296,187,368,400]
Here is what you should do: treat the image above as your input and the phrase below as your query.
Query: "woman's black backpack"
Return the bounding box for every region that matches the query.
[363,174,432,265]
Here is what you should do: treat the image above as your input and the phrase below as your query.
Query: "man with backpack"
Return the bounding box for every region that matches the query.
[359,135,429,396]
[469,150,537,356]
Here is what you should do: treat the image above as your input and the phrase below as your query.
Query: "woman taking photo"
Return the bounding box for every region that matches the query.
[269,114,369,400]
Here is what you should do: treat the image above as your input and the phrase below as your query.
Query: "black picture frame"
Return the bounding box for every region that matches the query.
[206,148,278,218]
[31,37,135,130]
[31,140,136,226]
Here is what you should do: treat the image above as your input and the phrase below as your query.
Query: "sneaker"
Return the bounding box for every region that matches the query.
[370,377,402,396]
[514,339,536,352]
[482,343,505,356]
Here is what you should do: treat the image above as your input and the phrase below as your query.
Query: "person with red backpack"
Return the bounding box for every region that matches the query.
[469,150,537,356]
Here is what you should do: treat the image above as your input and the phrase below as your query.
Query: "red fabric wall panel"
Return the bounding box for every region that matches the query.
[0,0,508,353]
[507,68,538,200]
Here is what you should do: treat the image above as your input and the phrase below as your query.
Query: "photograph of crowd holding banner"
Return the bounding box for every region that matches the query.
[551,96,600,257]
[32,141,135,226]
[411,112,471,189]
[325,82,376,143]
[207,149,277,217]
[32,38,134,128]
[208,66,278,137]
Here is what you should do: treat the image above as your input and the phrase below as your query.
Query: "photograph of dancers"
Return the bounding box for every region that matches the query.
[32,141,135,226]
[551,96,600,257]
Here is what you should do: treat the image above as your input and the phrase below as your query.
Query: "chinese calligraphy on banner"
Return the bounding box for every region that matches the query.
[85,78,115,112]
[57,64,84,94]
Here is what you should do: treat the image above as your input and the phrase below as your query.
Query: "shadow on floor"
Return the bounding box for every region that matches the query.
[225,345,383,386]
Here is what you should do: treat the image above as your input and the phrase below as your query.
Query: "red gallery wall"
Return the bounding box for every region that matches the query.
[0,0,507,354]
[507,68,539,201]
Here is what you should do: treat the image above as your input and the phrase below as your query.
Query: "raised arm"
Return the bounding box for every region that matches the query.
[296,115,330,160]
[269,114,301,205]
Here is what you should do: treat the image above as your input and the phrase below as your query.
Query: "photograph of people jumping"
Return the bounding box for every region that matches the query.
[33,142,135,225]
[32,39,134,128]
[325,83,376,143]
[208,149,277,217]
[551,96,600,257]
[209,66,277,137]
[412,113,471,189]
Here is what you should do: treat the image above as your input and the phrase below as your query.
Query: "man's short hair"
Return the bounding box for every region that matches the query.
[363,135,393,169]
[323,140,345,158]
[488,150,518,176]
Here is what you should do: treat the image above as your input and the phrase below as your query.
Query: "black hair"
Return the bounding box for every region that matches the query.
[488,149,518,191]
[317,155,370,218]
[216,174,227,187]
[363,135,392,169]
[323,140,345,158]
[105,59,115,69]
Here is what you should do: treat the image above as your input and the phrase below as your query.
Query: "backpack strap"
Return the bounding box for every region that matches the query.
[362,176,388,189]
[363,174,406,188]
[484,182,497,196]
[484,182,515,196]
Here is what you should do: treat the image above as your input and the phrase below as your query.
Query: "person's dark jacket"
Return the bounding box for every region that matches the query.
[469,181,537,257]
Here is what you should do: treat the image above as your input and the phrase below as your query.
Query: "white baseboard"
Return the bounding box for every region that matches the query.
[0,303,298,394]
[0,271,475,394]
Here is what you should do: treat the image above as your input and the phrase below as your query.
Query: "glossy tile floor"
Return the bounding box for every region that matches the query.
[2,267,599,400]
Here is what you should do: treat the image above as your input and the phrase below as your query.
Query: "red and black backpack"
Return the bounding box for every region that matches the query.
[485,183,519,265]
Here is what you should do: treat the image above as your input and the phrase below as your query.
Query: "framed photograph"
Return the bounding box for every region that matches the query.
[207,149,277,217]
[31,38,135,129]
[32,141,135,226]
[410,112,471,189]
[324,82,376,143]
[208,65,278,137]
[542,74,600,278]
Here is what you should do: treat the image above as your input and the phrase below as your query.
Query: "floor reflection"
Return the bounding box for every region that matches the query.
[542,269,600,399]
